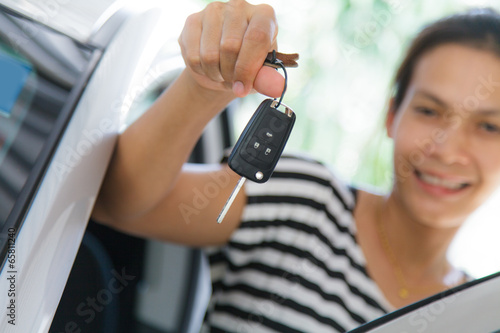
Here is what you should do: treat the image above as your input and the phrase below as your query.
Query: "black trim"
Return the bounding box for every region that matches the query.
[207,324,236,333]
[271,171,354,212]
[224,243,385,313]
[247,195,357,241]
[272,171,331,186]
[212,303,305,333]
[0,46,103,271]
[349,186,359,205]
[238,219,365,274]
[207,251,227,266]
[216,283,349,332]
[226,260,376,323]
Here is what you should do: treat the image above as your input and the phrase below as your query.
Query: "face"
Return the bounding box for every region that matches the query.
[386,43,500,228]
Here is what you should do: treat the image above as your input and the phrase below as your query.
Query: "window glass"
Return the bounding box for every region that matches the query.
[0,50,34,165]
[0,9,97,246]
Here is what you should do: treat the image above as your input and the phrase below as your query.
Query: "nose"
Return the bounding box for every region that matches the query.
[429,126,470,166]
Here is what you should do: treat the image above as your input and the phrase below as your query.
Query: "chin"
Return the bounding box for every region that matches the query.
[412,194,475,230]
[414,214,465,230]
[393,184,470,230]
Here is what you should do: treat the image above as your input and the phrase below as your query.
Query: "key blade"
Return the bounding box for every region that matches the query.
[217,177,247,224]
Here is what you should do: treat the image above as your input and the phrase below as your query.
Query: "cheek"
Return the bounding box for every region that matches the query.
[478,153,500,188]
[391,137,423,184]
[465,154,500,212]
[392,118,435,168]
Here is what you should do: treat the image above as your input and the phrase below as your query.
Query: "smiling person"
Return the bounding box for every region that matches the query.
[92,1,500,332]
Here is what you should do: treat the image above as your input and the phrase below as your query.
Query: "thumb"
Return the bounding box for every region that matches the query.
[253,66,286,98]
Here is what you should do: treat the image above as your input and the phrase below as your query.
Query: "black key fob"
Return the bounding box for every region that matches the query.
[228,98,295,183]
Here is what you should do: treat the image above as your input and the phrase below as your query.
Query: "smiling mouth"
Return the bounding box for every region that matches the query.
[415,170,471,190]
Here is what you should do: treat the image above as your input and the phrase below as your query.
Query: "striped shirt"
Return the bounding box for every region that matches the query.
[203,154,392,332]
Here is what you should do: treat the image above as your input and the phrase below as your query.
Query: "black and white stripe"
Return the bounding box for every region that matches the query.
[203,154,390,332]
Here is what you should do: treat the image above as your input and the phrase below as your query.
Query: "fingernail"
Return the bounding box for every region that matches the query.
[232,81,245,97]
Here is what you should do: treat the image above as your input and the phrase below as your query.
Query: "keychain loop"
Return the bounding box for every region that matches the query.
[268,50,288,108]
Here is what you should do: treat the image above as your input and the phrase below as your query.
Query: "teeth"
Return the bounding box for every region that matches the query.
[418,171,467,190]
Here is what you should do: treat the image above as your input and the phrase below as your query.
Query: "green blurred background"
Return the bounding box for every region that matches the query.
[196,0,500,192]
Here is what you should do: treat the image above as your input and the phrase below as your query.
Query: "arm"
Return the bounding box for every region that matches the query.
[92,0,284,246]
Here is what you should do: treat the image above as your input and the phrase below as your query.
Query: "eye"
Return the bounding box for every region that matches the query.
[479,122,500,134]
[414,106,438,117]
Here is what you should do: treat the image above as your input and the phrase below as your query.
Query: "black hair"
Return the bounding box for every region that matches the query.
[393,8,500,110]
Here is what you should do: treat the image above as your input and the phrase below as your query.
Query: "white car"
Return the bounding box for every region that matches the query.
[0,1,205,332]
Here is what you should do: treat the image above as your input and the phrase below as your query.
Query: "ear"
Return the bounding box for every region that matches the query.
[385,98,397,139]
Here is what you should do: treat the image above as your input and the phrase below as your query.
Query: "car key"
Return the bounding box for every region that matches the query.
[217,98,296,223]
[228,98,295,183]
[217,50,298,224]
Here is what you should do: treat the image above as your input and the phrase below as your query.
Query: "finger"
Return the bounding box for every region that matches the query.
[233,4,278,97]
[253,66,285,98]
[199,2,225,82]
[220,3,248,83]
[179,12,204,76]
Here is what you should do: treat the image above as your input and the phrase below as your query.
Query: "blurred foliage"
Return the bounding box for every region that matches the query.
[193,0,500,192]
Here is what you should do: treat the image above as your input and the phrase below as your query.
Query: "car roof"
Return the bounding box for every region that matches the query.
[1,0,127,45]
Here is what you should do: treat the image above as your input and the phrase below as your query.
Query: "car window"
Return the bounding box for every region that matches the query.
[0,8,99,268]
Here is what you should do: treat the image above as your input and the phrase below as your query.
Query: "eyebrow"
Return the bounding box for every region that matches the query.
[475,109,500,117]
[415,90,500,116]
[414,90,447,107]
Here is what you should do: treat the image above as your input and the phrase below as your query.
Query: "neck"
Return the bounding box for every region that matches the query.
[379,194,461,282]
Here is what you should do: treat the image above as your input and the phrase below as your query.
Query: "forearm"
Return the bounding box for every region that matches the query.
[93,70,234,222]
[93,0,282,225]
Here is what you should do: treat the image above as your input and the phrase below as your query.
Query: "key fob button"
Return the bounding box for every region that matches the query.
[258,146,278,163]
[256,114,286,145]
[242,137,263,164]
[257,127,275,143]
[256,114,276,142]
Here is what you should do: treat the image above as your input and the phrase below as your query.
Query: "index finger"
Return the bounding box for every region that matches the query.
[232,4,278,97]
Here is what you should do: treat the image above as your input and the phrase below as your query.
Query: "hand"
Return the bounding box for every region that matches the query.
[178,0,285,99]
